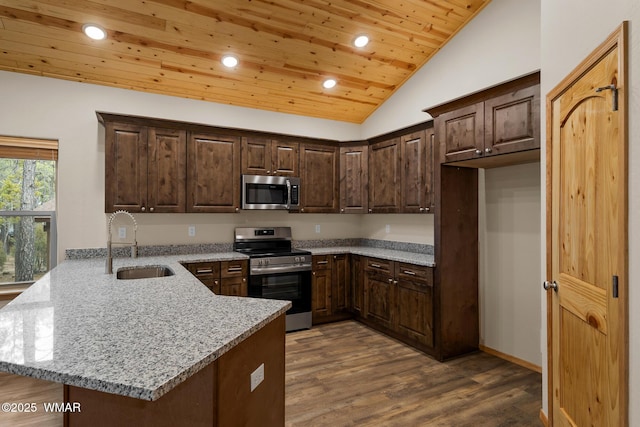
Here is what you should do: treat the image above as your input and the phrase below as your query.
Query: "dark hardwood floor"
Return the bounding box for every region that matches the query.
[0,320,542,426]
[285,321,542,427]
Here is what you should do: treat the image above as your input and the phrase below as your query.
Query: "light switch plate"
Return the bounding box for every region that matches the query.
[385,224,391,234]
[118,227,126,239]
[188,225,196,237]
[315,224,321,233]
[250,363,264,392]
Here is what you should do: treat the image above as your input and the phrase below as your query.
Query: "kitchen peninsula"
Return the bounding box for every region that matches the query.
[0,254,290,426]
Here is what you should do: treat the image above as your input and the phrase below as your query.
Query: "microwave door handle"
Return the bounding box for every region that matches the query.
[286,180,291,210]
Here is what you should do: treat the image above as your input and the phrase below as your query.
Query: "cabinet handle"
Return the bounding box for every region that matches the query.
[370,263,382,268]
[141,206,146,212]
[420,207,425,212]
[341,208,345,213]
[368,209,372,213]
[475,149,482,155]
[425,207,430,212]
[388,278,393,283]
[235,207,239,213]
[149,207,154,212]
[242,278,246,282]
[196,268,213,274]
[301,208,305,212]
[394,280,398,285]
[215,279,219,285]
[227,266,243,272]
[267,170,271,174]
[485,147,492,154]
[403,270,416,276]
[313,271,316,276]
[317,260,328,265]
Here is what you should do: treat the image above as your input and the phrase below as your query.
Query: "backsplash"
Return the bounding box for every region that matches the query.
[65,239,434,260]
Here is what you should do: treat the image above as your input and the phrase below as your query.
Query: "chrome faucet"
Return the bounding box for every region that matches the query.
[106,210,138,274]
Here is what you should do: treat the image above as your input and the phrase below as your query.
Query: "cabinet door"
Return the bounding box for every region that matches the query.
[221,277,247,297]
[484,84,540,156]
[147,127,186,213]
[350,255,364,317]
[368,138,401,213]
[312,268,332,322]
[187,133,241,213]
[396,264,434,347]
[331,254,350,313]
[241,136,271,175]
[300,144,339,213]
[401,130,434,213]
[105,122,148,213]
[435,102,484,164]
[364,271,394,330]
[271,140,299,176]
[339,145,368,214]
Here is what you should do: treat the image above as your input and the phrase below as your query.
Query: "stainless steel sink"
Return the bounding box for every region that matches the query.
[116,265,174,280]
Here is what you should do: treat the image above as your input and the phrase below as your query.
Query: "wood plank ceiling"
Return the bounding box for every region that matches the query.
[0,0,490,123]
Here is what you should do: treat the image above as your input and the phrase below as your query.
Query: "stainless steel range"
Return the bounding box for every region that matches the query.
[234,227,312,332]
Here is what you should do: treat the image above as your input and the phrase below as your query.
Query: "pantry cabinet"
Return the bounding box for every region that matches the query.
[241,137,299,176]
[104,122,186,213]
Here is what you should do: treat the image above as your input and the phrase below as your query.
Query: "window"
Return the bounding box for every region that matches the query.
[0,136,57,287]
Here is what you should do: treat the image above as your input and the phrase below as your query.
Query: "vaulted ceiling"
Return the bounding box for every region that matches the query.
[0,0,490,123]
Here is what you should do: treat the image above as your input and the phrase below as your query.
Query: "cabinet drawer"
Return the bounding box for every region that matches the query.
[221,260,247,278]
[186,261,220,277]
[365,258,392,274]
[398,263,433,286]
[312,255,332,270]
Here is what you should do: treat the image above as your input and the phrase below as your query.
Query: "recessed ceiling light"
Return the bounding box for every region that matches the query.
[82,24,106,41]
[354,35,369,48]
[221,55,239,68]
[323,79,337,89]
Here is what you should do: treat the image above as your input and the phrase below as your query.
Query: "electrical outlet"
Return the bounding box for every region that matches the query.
[188,225,196,237]
[315,224,321,233]
[385,224,391,234]
[118,227,126,239]
[250,363,264,392]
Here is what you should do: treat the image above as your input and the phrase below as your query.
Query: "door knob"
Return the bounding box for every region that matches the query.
[543,280,558,292]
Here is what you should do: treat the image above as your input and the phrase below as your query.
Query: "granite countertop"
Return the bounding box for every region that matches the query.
[0,253,289,401]
[306,246,435,267]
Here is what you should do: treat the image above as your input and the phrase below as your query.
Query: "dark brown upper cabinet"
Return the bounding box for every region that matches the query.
[105,122,186,213]
[368,137,402,213]
[299,143,339,213]
[401,129,434,213]
[241,137,299,176]
[187,132,241,213]
[339,145,368,214]
[427,72,540,168]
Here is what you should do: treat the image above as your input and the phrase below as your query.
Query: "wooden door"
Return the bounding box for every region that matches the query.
[401,129,433,213]
[104,122,147,213]
[241,136,271,175]
[187,133,241,213]
[364,271,394,330]
[484,84,540,156]
[271,140,298,176]
[435,102,484,163]
[147,127,186,213]
[547,23,627,427]
[312,268,331,322]
[395,264,434,348]
[368,138,401,213]
[339,145,368,214]
[331,254,350,313]
[300,144,339,213]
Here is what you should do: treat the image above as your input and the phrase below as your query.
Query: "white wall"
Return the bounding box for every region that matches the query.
[479,163,541,366]
[540,0,640,422]
[361,0,541,139]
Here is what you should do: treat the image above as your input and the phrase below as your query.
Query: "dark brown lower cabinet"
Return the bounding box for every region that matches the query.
[311,254,351,324]
[182,260,247,297]
[360,257,435,354]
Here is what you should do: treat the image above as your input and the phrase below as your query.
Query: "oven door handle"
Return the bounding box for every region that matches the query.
[251,264,312,275]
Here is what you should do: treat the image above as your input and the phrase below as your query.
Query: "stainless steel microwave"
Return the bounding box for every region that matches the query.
[241,175,301,210]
